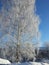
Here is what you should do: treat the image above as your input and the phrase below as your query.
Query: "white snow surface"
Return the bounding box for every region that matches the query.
[0,58,11,64]
[0,58,49,65]
[11,62,49,65]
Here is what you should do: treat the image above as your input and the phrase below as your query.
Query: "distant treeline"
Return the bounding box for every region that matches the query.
[36,47,49,61]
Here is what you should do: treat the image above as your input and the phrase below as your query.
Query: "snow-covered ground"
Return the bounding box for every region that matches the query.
[0,58,11,64]
[11,62,49,65]
[0,58,49,65]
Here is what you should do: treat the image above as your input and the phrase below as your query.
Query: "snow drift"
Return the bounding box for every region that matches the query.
[0,58,11,64]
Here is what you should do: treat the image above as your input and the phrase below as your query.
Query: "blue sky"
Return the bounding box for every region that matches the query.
[36,0,49,45]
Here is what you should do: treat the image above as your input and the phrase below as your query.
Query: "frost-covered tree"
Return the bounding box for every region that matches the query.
[3,43,36,62]
[0,0,40,62]
[44,42,49,48]
[0,0,40,43]
[21,43,36,62]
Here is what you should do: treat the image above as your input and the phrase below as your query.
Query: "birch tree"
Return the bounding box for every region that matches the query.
[0,0,40,62]
[0,0,40,44]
